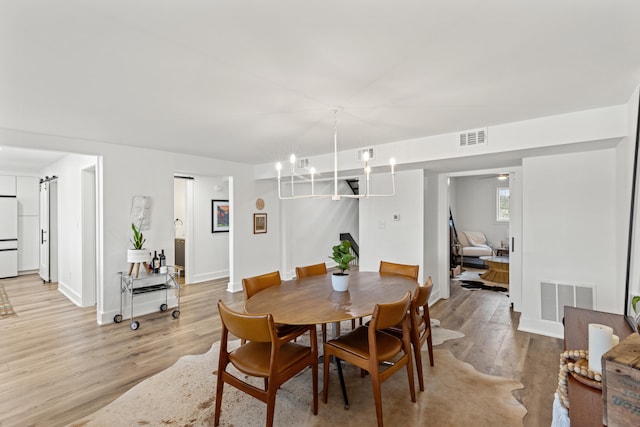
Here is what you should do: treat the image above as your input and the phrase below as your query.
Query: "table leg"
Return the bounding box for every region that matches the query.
[328,321,349,409]
[335,357,350,409]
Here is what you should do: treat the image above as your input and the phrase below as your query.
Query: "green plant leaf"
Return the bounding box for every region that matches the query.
[130,223,146,249]
[632,295,640,313]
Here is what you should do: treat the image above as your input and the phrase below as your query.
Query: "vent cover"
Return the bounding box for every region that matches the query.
[459,128,488,147]
[357,147,375,161]
[540,281,594,322]
[296,158,310,169]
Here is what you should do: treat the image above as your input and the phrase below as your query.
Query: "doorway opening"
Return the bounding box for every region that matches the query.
[81,165,97,307]
[444,168,522,312]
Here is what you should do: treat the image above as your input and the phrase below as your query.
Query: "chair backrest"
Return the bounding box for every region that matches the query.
[413,276,433,308]
[379,260,419,281]
[370,291,412,331]
[295,262,327,279]
[242,270,282,300]
[413,277,433,323]
[217,300,274,343]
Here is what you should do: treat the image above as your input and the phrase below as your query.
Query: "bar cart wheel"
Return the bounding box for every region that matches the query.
[172,310,180,319]
[130,320,140,330]
[114,314,123,323]
[160,303,168,311]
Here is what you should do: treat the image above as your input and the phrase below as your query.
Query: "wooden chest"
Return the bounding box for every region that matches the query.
[602,333,640,426]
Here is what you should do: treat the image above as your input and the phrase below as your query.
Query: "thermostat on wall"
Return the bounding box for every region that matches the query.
[392,213,400,221]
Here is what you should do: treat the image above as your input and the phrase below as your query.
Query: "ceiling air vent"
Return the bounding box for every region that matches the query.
[357,147,375,161]
[297,158,310,169]
[459,128,488,147]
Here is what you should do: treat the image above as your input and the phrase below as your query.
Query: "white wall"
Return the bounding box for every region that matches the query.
[423,171,446,301]
[227,176,281,292]
[41,153,98,306]
[191,174,229,283]
[519,149,617,337]
[359,169,425,282]
[279,180,359,279]
[451,176,510,248]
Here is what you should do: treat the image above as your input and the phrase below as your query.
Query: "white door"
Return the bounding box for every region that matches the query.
[39,181,50,282]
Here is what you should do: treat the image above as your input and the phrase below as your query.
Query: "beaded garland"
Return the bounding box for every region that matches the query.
[556,349,602,409]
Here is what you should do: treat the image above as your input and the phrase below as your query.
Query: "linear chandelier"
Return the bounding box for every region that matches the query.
[276,108,396,200]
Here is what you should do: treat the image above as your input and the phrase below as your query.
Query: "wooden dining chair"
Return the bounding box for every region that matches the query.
[295,262,327,279]
[214,300,318,427]
[355,260,418,328]
[242,271,307,340]
[322,292,415,427]
[383,277,434,391]
[295,262,330,341]
[379,260,419,281]
[242,270,283,300]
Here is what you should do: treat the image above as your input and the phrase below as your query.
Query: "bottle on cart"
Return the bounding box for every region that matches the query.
[152,250,160,273]
[160,249,166,267]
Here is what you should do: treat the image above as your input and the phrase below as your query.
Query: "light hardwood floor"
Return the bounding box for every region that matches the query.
[0,272,562,427]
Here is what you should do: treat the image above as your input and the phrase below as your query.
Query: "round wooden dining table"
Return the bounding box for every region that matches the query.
[244,271,418,326]
[245,270,418,409]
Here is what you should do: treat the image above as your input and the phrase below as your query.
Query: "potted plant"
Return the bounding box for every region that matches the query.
[127,223,148,265]
[329,240,356,291]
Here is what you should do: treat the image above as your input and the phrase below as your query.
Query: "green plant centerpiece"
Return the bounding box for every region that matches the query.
[127,223,149,275]
[329,240,356,291]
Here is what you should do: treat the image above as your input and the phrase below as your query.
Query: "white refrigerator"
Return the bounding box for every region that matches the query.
[0,196,18,278]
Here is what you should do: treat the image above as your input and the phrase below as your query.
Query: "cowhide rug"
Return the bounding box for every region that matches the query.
[69,322,525,426]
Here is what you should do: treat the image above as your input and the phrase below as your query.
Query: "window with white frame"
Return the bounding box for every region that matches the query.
[497,187,510,222]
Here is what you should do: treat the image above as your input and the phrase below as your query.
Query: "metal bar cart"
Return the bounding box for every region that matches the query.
[114,266,181,330]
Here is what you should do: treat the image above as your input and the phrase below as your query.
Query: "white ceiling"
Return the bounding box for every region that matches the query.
[1,1,640,169]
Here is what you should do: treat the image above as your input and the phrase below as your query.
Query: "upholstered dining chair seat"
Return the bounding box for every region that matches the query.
[230,341,314,377]
[328,327,403,361]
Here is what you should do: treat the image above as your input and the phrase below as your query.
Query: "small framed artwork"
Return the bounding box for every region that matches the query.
[253,213,267,234]
[212,200,230,233]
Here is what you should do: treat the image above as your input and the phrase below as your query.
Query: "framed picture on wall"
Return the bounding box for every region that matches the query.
[212,200,230,233]
[253,213,267,234]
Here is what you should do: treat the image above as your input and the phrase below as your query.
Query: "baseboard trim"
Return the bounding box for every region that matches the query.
[518,316,564,339]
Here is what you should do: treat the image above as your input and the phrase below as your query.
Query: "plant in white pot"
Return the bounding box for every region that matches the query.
[329,240,356,291]
[127,223,149,274]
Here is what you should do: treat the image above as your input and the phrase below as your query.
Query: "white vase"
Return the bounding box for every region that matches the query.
[331,273,350,292]
[127,249,149,263]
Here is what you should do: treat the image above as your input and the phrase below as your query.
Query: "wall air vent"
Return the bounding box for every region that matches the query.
[297,158,310,169]
[357,147,375,161]
[459,128,488,147]
[540,281,594,322]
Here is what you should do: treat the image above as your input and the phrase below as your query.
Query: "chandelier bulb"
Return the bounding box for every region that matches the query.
[362,150,369,162]
[276,162,282,171]
[289,154,296,164]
